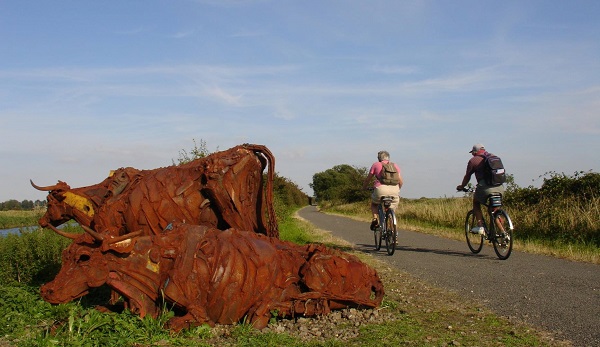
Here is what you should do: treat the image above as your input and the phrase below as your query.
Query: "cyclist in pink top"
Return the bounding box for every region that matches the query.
[362,150,403,230]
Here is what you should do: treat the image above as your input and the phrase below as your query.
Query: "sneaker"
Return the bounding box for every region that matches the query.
[370,218,378,231]
[470,226,485,235]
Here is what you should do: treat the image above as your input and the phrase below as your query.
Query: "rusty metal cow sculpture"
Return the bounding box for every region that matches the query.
[31,144,279,239]
[41,223,384,331]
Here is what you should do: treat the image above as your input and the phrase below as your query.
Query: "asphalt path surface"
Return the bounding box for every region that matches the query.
[297,205,599,347]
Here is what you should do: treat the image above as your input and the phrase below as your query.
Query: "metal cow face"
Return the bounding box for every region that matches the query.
[31,179,106,229]
[40,235,109,304]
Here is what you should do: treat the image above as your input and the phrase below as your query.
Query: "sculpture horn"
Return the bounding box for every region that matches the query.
[80,225,105,242]
[46,224,80,240]
[30,179,61,191]
[107,230,142,245]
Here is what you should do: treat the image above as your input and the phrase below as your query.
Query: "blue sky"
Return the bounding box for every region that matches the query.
[1,0,599,202]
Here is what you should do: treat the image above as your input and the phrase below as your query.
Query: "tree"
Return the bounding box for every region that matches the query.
[2,200,21,210]
[310,165,369,203]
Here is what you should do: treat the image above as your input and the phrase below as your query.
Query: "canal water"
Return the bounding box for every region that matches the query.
[0,226,40,236]
[0,223,76,237]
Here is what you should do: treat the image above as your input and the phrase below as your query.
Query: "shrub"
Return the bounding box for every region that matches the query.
[0,227,72,286]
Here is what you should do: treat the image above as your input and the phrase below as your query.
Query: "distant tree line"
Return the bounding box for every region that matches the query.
[311,164,600,208]
[0,199,46,211]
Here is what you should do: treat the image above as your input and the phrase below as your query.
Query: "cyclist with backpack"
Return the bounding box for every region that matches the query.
[362,150,403,230]
[456,143,506,234]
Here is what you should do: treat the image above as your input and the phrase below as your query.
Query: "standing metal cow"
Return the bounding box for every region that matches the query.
[31,144,279,238]
[41,223,385,331]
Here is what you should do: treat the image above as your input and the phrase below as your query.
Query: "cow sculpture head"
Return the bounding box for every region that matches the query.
[31,178,110,236]
[40,226,162,317]
[41,233,110,303]
[31,168,141,238]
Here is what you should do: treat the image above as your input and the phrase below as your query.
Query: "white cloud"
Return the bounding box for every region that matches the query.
[370,65,419,75]
[204,86,244,105]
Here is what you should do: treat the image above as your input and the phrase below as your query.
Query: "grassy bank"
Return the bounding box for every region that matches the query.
[319,196,600,264]
[0,210,43,229]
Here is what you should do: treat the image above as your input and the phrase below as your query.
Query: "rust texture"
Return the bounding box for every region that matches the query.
[31,144,279,238]
[37,144,384,330]
[41,223,384,330]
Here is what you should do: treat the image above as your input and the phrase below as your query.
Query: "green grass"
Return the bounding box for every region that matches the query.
[278,215,315,245]
[0,210,43,229]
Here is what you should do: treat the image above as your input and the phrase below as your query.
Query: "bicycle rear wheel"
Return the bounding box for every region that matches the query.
[492,209,513,260]
[384,209,397,255]
[465,210,484,253]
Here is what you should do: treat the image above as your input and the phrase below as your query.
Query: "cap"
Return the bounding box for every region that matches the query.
[469,143,485,153]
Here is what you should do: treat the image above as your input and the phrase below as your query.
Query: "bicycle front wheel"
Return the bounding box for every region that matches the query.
[492,209,513,260]
[465,210,484,253]
[384,209,397,255]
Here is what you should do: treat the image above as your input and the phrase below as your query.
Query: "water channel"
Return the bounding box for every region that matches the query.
[0,223,75,237]
[0,226,41,236]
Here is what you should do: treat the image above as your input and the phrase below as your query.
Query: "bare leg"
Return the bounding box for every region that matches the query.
[473,199,483,226]
[493,208,505,232]
[370,203,378,219]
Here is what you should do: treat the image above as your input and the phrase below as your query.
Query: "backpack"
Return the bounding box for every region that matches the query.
[380,162,400,185]
[479,153,506,186]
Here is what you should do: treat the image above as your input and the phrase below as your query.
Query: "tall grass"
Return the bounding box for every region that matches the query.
[0,226,72,286]
[511,196,600,244]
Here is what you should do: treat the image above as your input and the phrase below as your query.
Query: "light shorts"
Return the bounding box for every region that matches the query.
[371,184,400,210]
[474,181,505,204]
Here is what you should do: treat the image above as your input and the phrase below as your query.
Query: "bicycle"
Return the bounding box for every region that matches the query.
[460,187,514,260]
[369,190,398,256]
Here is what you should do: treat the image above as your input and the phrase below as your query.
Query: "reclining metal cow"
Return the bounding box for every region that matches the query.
[31,144,279,239]
[40,223,384,331]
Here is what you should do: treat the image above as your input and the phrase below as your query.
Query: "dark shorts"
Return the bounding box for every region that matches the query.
[474,181,505,204]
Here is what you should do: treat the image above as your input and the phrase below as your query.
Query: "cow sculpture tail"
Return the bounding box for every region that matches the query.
[244,144,279,238]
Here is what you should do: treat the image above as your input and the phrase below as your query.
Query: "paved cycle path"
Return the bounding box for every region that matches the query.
[297,205,599,347]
